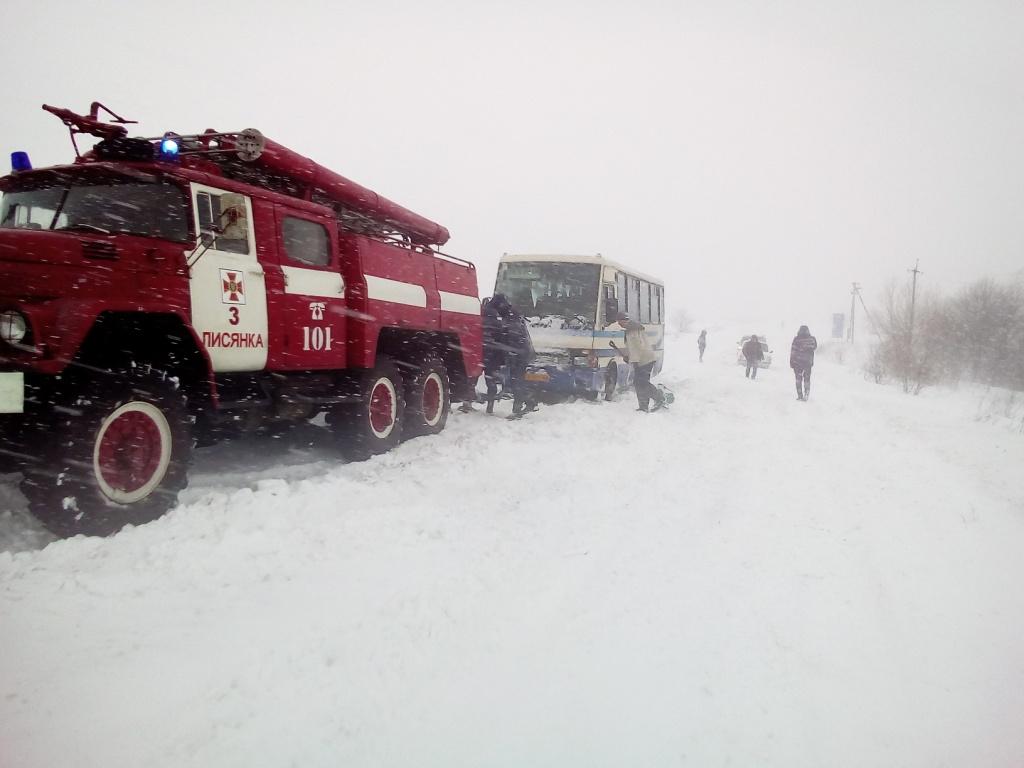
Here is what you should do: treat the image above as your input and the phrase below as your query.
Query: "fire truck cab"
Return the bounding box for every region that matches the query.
[0,102,483,537]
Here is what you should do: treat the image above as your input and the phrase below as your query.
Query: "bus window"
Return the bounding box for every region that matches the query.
[616,272,628,315]
[602,284,618,326]
[493,260,601,324]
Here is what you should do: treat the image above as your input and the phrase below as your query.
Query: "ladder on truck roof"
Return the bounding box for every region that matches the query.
[43,102,451,248]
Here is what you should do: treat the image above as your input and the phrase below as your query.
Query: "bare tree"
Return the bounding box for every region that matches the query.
[866,276,1024,393]
[671,308,693,333]
[869,280,936,394]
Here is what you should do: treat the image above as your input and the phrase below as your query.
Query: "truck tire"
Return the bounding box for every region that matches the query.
[20,369,192,537]
[333,357,404,461]
[404,357,449,438]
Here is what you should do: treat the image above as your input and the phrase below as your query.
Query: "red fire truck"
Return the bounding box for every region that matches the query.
[0,102,483,537]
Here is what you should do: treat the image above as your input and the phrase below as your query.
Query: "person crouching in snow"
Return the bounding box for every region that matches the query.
[742,334,764,379]
[615,312,665,412]
[790,325,818,401]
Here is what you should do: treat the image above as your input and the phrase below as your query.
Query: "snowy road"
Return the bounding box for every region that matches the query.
[2,332,1023,767]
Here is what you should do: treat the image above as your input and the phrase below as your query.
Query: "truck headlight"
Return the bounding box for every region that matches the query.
[0,311,28,344]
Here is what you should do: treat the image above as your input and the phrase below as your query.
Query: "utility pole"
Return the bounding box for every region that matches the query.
[908,260,923,349]
[905,260,923,393]
[856,288,877,334]
[849,282,860,344]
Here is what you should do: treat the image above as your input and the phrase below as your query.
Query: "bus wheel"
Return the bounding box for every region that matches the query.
[334,357,405,460]
[405,357,449,438]
[21,369,192,537]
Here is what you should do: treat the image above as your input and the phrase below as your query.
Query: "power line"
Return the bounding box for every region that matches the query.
[856,289,877,332]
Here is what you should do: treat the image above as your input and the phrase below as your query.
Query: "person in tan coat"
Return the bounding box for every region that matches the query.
[615,312,665,412]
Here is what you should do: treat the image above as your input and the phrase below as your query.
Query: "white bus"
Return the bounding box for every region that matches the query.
[494,253,665,399]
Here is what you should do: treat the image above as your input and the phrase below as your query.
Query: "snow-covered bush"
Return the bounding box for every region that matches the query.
[868,276,1024,394]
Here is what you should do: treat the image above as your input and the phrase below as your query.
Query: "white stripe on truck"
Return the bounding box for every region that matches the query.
[365,275,427,308]
[282,265,345,298]
[439,291,481,315]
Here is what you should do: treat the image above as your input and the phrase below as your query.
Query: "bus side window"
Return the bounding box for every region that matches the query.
[616,272,628,315]
[643,282,653,324]
[603,284,618,326]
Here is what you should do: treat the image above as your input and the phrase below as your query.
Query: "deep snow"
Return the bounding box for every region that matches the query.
[2,331,1023,767]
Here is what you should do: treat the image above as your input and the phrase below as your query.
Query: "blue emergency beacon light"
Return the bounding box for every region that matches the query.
[11,151,32,171]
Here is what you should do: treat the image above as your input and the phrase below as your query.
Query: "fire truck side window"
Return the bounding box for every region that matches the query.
[196,191,250,254]
[281,216,330,267]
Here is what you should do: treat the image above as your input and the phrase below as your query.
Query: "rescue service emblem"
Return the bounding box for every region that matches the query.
[220,269,246,305]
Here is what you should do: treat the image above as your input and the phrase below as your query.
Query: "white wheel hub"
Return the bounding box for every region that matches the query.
[92,400,173,505]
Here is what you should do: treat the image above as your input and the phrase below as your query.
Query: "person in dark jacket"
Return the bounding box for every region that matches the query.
[742,334,764,379]
[506,311,538,417]
[474,293,514,413]
[697,329,707,362]
[790,325,818,401]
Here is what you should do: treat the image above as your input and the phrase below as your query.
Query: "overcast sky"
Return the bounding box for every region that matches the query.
[4,0,1022,334]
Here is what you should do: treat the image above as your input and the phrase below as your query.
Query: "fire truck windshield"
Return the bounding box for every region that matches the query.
[0,177,190,242]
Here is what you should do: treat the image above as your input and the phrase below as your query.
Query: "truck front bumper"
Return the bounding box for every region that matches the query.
[0,371,24,413]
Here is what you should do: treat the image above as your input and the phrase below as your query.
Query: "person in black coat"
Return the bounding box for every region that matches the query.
[479,294,514,413]
[742,334,764,379]
[790,325,818,400]
[506,312,538,416]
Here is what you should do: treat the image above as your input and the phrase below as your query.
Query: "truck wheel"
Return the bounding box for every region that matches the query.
[334,357,404,460]
[404,358,449,438]
[20,370,192,537]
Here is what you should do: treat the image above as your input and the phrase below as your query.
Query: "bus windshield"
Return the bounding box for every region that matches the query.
[495,261,600,328]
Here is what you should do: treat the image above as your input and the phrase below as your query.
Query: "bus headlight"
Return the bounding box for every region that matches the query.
[0,311,28,344]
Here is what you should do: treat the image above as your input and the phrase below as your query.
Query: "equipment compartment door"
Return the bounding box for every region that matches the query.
[187,183,269,372]
[271,206,346,370]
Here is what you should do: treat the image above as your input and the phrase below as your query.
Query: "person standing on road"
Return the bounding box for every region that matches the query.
[506,309,538,417]
[461,293,514,414]
[615,311,665,412]
[742,334,764,379]
[697,329,707,362]
[790,325,818,401]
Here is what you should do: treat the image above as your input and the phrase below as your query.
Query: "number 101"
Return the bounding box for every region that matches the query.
[302,326,334,351]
